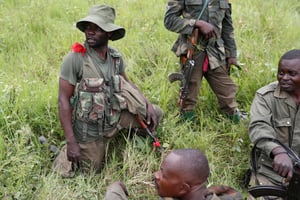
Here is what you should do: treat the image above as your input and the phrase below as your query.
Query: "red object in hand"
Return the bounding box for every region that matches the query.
[71,42,87,56]
[153,139,161,148]
[136,116,162,151]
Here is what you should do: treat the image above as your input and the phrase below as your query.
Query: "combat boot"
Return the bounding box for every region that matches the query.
[228,109,248,123]
[180,110,195,123]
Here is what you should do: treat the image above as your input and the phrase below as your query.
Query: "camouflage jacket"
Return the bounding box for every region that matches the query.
[249,81,300,183]
[164,0,237,69]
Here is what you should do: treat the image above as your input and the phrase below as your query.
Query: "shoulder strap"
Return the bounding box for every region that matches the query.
[86,55,102,77]
[197,0,209,20]
[82,48,120,81]
[108,47,121,75]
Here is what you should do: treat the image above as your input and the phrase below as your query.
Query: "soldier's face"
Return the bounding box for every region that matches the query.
[84,22,110,48]
[277,58,300,93]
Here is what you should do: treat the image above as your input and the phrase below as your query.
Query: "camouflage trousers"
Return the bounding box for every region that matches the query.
[52,105,163,178]
[182,51,238,115]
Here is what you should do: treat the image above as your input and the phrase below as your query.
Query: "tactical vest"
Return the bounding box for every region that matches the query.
[72,47,125,142]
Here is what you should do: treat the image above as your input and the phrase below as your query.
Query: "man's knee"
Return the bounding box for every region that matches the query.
[52,140,107,177]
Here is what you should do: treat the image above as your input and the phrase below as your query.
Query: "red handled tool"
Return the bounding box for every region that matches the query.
[136,116,163,152]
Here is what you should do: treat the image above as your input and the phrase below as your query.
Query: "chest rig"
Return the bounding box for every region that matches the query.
[73,48,122,141]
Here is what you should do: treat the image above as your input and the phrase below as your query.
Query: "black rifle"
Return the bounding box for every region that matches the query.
[168,28,199,107]
[248,137,300,200]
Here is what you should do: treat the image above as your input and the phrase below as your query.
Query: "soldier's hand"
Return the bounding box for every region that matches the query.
[146,102,158,131]
[195,20,217,39]
[273,152,293,182]
[226,57,239,74]
[67,142,81,164]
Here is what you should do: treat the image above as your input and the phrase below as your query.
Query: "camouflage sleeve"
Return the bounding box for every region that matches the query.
[221,3,237,58]
[109,46,126,74]
[163,0,194,34]
[119,55,126,74]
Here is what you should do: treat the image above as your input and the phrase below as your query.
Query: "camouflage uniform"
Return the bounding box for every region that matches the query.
[53,43,163,177]
[247,81,300,199]
[164,0,238,115]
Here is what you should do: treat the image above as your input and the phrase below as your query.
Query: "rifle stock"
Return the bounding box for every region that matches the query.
[187,28,199,59]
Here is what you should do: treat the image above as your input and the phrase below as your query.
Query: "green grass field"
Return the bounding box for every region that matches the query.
[0,0,300,199]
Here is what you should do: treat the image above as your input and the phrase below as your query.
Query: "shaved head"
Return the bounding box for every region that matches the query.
[154,148,210,198]
[168,149,210,184]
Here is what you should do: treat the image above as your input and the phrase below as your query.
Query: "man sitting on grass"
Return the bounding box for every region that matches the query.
[246,49,300,199]
[104,148,243,200]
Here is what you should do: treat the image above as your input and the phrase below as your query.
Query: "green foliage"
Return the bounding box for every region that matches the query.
[0,0,300,199]
[0,125,51,199]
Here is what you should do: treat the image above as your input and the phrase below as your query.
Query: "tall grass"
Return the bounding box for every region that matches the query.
[0,0,300,199]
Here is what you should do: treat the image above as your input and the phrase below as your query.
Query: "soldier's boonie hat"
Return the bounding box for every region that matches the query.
[76,5,125,41]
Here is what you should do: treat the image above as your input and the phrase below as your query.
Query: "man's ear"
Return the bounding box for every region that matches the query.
[108,32,113,39]
[178,182,191,196]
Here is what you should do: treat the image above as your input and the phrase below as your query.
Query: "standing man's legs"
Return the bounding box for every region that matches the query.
[180,51,206,114]
[204,65,238,115]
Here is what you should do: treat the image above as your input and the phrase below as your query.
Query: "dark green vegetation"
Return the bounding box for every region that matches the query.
[0,0,300,199]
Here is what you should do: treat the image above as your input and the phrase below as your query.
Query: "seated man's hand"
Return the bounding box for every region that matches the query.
[272,147,293,182]
[146,102,158,131]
